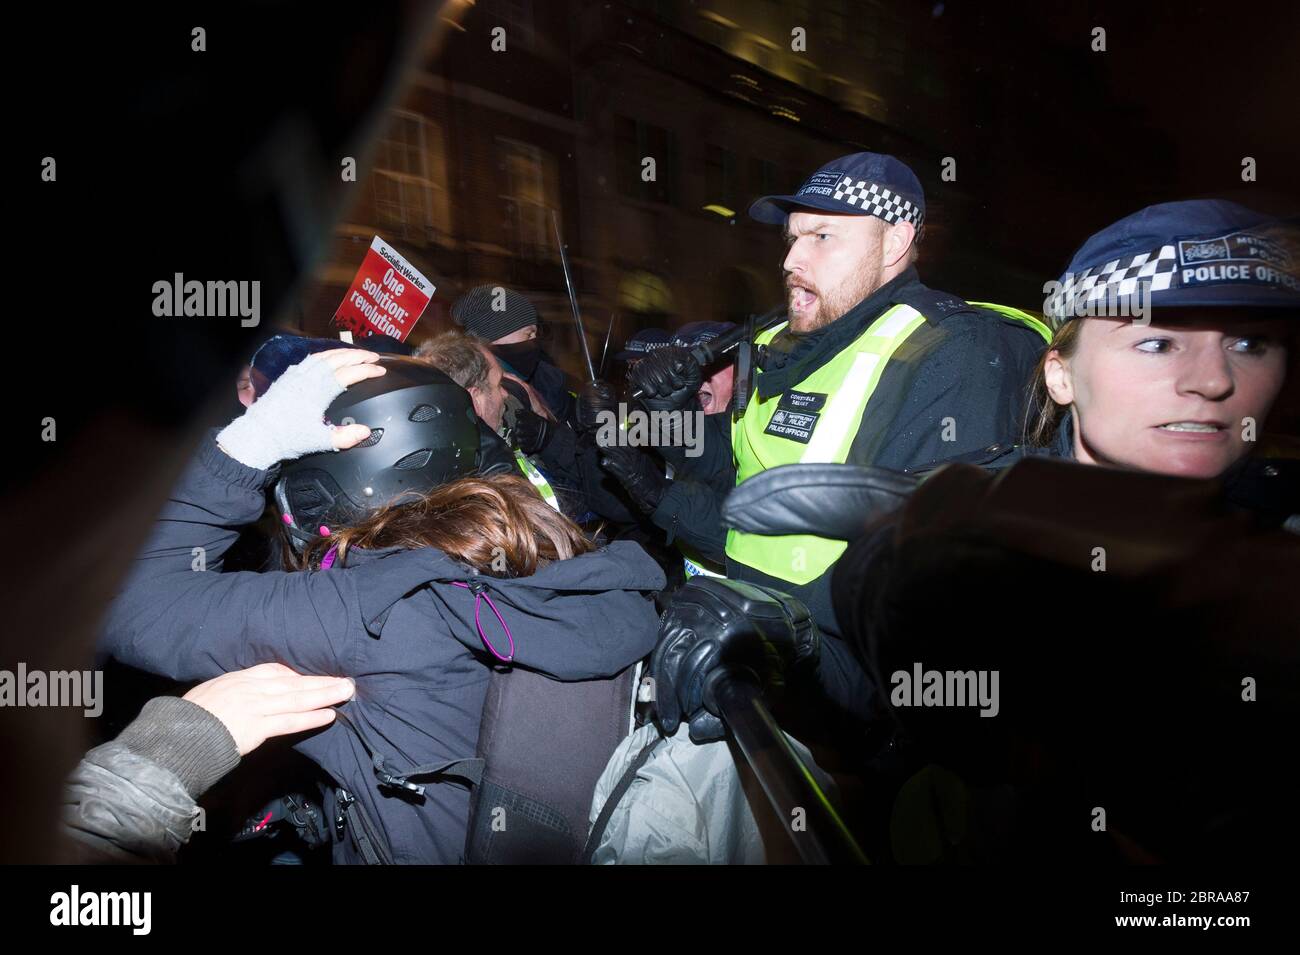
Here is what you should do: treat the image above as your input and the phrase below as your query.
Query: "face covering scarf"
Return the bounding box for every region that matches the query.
[491,340,543,378]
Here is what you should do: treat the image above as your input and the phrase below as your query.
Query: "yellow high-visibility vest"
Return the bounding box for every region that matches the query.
[514,450,561,511]
[726,302,1048,584]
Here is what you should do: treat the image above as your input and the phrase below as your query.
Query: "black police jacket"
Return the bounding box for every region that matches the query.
[928,417,1300,530]
[677,267,1046,630]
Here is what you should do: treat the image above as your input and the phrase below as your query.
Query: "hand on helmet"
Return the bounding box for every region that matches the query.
[217,349,385,469]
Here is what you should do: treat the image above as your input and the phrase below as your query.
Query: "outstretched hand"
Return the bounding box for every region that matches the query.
[183,662,356,756]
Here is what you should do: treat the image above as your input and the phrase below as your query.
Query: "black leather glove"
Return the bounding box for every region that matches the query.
[650,577,819,743]
[599,445,668,514]
[628,345,702,413]
[511,407,552,455]
[576,380,618,434]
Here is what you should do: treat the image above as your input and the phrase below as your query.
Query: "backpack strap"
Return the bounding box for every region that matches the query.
[582,733,667,864]
[334,788,392,865]
[465,665,639,864]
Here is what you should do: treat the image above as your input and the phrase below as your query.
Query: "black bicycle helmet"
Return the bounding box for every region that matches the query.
[274,357,481,551]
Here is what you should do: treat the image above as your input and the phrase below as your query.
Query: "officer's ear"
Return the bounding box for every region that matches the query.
[881,220,916,270]
[1043,348,1075,406]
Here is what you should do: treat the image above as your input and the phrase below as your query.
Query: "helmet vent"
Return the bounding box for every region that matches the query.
[294,488,324,508]
[394,449,434,470]
[353,428,384,448]
[409,404,441,422]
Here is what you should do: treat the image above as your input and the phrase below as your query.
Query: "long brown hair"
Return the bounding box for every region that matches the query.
[294,473,592,576]
[1025,317,1083,447]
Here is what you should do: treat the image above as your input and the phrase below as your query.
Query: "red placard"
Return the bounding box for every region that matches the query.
[332,236,434,342]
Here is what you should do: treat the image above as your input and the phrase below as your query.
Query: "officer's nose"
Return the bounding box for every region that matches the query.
[783,238,806,276]
[1176,334,1235,402]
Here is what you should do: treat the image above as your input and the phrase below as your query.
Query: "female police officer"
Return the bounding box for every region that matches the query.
[826,198,1300,861]
[1021,199,1297,519]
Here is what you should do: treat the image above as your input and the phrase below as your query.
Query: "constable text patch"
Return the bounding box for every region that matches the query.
[778,390,827,413]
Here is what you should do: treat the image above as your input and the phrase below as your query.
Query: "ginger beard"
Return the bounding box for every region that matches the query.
[784,214,887,334]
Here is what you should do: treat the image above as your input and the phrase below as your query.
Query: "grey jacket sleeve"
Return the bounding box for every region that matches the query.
[60,696,240,864]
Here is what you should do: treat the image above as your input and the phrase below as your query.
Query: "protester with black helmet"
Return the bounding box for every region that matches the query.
[98,348,665,863]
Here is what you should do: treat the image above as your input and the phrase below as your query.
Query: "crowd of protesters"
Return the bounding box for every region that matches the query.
[71,153,1300,865]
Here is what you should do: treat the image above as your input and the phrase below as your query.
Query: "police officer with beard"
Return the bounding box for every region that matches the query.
[631,152,1052,723]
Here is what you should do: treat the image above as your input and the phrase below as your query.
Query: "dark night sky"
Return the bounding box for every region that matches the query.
[12,0,1300,443]
[948,0,1300,269]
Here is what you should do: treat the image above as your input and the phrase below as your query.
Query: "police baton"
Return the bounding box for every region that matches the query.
[707,665,869,865]
[551,210,597,382]
[599,311,618,378]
